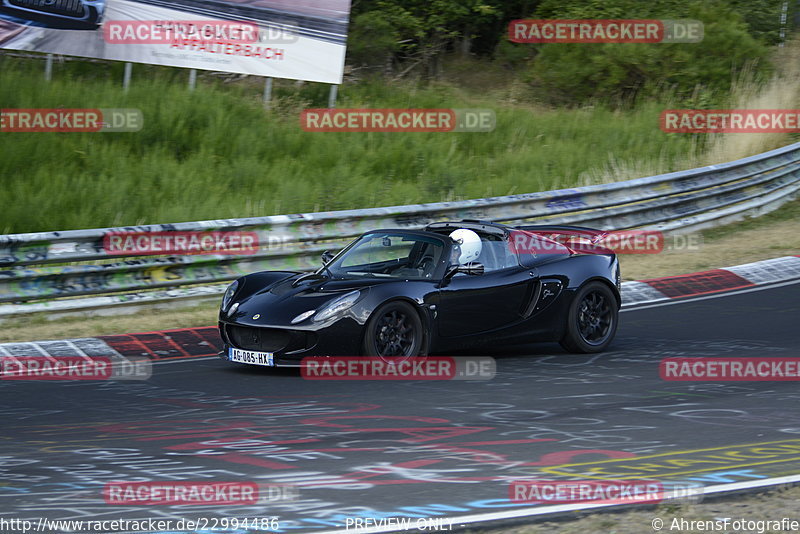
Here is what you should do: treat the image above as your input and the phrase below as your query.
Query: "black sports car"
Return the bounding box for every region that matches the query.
[218,220,621,367]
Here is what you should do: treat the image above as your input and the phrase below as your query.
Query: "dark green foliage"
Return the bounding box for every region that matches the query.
[348,0,781,104]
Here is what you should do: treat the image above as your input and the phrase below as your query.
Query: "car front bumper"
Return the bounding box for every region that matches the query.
[218,317,364,367]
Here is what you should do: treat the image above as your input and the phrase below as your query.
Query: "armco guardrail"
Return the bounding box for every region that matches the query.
[1,141,799,317]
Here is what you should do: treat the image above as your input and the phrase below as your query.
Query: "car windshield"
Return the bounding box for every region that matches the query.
[324,232,445,280]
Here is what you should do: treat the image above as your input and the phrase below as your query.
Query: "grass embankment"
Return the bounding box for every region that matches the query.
[0,55,775,234]
[619,198,800,281]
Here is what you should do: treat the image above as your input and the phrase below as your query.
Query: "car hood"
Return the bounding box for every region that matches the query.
[226,273,381,327]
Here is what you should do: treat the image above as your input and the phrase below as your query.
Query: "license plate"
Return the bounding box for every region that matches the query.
[228,347,274,367]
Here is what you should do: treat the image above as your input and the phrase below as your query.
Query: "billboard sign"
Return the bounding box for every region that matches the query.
[0,0,350,83]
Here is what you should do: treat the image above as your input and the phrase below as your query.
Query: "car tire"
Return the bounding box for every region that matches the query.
[559,281,618,353]
[362,301,424,358]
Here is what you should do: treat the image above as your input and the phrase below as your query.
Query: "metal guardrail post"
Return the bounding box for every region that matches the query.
[263,77,273,108]
[328,85,338,108]
[44,54,53,81]
[122,63,132,92]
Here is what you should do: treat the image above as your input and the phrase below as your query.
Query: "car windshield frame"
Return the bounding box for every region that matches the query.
[318,230,450,281]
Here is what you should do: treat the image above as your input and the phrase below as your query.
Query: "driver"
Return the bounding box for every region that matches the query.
[448,229,482,265]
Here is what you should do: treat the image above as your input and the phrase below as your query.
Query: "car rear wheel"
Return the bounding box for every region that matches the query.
[560,281,618,353]
[362,301,424,358]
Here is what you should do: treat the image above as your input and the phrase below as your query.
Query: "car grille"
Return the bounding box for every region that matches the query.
[8,0,86,17]
[227,325,291,353]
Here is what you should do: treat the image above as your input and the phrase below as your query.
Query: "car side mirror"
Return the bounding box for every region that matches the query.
[321,250,335,264]
[446,262,485,278]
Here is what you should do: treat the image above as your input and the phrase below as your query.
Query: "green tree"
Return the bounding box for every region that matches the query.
[347,0,537,76]
[522,0,771,104]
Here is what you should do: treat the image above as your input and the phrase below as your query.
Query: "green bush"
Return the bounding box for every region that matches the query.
[519,0,772,105]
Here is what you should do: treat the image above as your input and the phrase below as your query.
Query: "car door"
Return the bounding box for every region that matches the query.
[436,265,539,338]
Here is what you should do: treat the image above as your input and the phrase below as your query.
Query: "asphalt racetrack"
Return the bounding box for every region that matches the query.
[1,281,799,532]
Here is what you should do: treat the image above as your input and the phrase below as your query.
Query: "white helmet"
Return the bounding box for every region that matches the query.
[449,229,482,265]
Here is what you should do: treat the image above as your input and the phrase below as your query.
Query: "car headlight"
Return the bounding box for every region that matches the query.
[312,290,361,323]
[221,280,239,311]
[291,309,316,324]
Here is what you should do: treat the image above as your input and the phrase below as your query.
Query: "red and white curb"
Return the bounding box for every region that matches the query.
[0,327,221,364]
[621,255,800,306]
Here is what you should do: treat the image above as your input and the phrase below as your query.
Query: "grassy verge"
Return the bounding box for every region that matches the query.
[619,198,800,281]
[2,49,797,234]
[2,198,797,343]
[0,59,689,233]
[0,302,216,343]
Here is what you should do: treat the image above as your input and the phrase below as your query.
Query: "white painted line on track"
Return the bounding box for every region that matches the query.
[150,356,219,365]
[622,277,800,312]
[310,474,800,534]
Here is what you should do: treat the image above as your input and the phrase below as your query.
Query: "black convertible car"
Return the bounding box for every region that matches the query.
[218,220,621,367]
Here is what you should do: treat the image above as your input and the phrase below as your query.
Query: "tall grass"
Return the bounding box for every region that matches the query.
[0,51,794,234]
[578,40,800,184]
